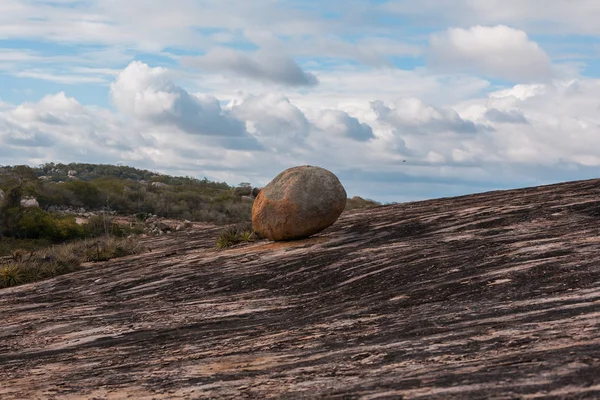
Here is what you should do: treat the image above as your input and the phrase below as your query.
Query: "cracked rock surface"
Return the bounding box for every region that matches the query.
[1,179,600,399]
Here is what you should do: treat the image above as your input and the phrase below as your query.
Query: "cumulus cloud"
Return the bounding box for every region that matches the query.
[110,61,249,140]
[182,48,319,87]
[5,60,600,202]
[229,93,311,152]
[428,25,554,82]
[0,91,151,166]
[484,108,528,124]
[313,109,375,141]
[371,97,485,135]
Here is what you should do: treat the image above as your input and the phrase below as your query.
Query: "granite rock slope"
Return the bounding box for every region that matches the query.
[1,179,600,399]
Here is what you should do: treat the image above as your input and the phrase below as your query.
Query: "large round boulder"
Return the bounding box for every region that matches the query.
[252,166,347,241]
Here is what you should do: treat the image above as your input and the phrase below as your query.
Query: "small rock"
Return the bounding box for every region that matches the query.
[158,222,172,231]
[20,198,40,208]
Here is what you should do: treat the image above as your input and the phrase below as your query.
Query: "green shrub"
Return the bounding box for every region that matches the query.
[0,264,22,287]
[54,216,85,240]
[10,208,84,241]
[63,180,102,208]
[17,207,56,238]
[21,209,84,240]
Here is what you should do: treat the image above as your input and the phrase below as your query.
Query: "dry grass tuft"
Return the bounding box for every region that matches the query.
[0,236,147,289]
[216,223,261,249]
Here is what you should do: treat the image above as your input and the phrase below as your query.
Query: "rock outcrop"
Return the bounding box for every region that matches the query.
[20,197,39,208]
[252,165,347,241]
[0,188,4,205]
[2,178,600,399]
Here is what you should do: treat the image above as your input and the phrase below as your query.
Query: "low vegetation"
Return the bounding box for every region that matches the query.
[215,223,261,249]
[0,236,146,289]
[345,196,382,211]
[0,163,253,226]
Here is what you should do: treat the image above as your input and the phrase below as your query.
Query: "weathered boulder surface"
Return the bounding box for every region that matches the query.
[252,165,347,241]
[0,188,4,205]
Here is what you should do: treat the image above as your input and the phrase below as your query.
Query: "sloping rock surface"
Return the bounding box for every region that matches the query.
[2,179,600,399]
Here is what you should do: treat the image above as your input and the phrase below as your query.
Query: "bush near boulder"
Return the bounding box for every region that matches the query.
[1,207,84,241]
[216,223,261,249]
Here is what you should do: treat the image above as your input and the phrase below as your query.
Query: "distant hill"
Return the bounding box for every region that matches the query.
[0,163,250,224]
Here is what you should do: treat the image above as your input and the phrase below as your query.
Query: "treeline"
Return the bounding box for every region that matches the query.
[0,163,382,245]
[0,183,141,243]
[0,163,251,226]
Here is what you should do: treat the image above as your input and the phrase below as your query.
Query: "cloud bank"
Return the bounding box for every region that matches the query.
[183,48,319,87]
[2,61,600,202]
[428,25,554,82]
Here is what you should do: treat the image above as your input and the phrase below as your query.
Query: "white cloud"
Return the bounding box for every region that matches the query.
[453,79,600,166]
[0,92,149,162]
[0,46,133,85]
[110,61,249,141]
[484,108,528,124]
[372,97,486,134]
[0,49,40,62]
[428,25,554,82]
[0,0,333,52]
[242,31,422,68]
[313,110,375,142]
[229,93,311,151]
[3,61,600,202]
[14,70,108,84]
[182,48,319,87]
[383,0,600,36]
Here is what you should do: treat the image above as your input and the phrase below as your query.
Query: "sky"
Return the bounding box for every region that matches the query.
[1,1,600,202]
